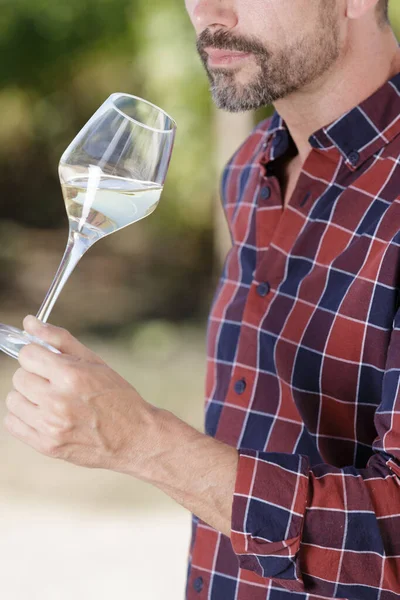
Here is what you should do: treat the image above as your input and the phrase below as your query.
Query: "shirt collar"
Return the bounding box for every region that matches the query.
[262,71,400,170]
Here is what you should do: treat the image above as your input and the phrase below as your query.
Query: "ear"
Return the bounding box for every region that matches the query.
[346,0,380,21]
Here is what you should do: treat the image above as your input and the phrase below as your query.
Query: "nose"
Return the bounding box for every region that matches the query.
[192,0,238,33]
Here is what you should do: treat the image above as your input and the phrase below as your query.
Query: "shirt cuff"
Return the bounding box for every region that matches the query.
[231,449,310,582]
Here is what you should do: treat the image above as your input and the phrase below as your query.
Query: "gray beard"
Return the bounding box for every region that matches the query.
[200,12,340,112]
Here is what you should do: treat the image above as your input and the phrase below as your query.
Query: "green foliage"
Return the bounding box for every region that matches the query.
[0,0,217,329]
[389,0,400,28]
[0,0,399,331]
[0,0,133,92]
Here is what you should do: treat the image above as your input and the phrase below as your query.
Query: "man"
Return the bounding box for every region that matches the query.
[4,0,400,598]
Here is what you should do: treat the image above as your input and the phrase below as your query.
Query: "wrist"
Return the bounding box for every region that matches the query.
[112,400,167,479]
[119,406,240,537]
[139,408,203,486]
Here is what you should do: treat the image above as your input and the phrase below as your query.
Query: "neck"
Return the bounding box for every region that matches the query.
[274,25,400,164]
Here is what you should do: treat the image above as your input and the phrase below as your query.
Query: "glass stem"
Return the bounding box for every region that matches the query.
[36,230,91,324]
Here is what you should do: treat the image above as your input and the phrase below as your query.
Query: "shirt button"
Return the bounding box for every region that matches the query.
[257,282,271,297]
[260,186,271,200]
[234,378,247,395]
[348,150,360,166]
[300,192,311,207]
[193,577,204,593]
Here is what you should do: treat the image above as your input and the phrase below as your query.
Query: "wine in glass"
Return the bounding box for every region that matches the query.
[0,93,177,359]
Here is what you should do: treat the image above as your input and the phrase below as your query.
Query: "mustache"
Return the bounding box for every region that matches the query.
[196,29,268,57]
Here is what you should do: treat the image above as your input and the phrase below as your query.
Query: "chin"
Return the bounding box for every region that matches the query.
[229,62,258,84]
[240,66,259,82]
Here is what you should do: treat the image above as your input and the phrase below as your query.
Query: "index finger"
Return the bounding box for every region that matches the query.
[18,342,76,383]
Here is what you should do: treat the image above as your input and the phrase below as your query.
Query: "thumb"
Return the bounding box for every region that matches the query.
[23,315,104,364]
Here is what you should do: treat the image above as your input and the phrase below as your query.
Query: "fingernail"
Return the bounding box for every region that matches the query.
[27,315,48,327]
[36,319,48,327]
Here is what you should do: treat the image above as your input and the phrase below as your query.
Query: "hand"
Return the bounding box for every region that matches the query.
[3,316,161,475]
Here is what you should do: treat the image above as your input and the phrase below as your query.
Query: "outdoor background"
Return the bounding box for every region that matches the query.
[0,2,399,598]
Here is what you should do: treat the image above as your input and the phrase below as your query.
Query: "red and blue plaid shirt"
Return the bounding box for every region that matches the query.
[186,72,400,600]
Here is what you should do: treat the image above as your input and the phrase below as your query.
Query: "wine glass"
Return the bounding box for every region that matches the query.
[0,93,177,359]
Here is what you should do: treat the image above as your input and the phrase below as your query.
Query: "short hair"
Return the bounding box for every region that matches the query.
[377,0,390,25]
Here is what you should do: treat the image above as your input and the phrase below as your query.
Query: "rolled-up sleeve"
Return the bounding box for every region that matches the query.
[230,310,400,600]
[231,451,310,584]
[231,450,400,599]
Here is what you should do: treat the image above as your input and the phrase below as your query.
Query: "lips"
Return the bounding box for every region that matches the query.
[205,48,252,66]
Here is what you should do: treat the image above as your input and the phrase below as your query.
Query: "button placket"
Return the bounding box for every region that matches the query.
[193,576,204,593]
[300,192,312,207]
[256,282,271,297]
[348,150,360,167]
[260,186,271,200]
[234,378,247,395]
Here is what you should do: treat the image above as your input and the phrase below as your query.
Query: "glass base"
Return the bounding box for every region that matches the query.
[0,324,61,360]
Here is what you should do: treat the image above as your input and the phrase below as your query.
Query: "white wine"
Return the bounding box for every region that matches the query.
[62,169,162,241]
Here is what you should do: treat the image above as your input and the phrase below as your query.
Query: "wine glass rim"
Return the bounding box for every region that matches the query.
[109,92,177,133]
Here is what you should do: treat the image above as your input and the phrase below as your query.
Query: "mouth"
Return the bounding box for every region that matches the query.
[204,48,252,67]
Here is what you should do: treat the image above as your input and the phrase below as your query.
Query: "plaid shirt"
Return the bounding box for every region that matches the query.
[186,72,400,600]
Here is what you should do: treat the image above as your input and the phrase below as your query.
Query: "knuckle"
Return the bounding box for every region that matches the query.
[19,343,37,363]
[62,365,80,389]
[57,416,74,435]
[18,344,29,361]
[43,440,61,458]
[5,391,17,411]
[53,398,69,418]
[42,419,59,438]
[3,414,13,431]
[42,419,66,439]
[42,409,73,439]
[59,327,72,344]
[12,368,24,389]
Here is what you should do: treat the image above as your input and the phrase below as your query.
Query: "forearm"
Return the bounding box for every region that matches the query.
[123,408,239,537]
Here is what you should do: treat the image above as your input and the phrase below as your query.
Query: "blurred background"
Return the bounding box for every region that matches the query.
[0,2,399,598]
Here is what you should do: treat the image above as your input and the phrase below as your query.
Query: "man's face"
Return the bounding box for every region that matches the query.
[185,0,343,112]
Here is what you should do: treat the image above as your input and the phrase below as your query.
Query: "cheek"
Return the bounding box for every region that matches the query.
[236,0,312,43]
[235,0,281,43]
[185,0,195,22]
